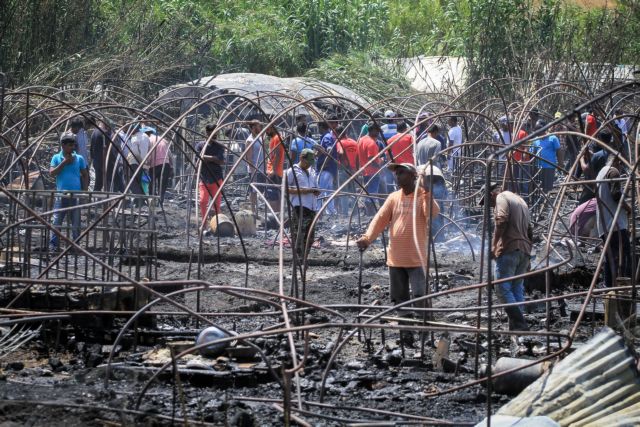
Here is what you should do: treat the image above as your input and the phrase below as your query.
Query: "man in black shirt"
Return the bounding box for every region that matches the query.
[90,120,110,192]
[196,124,226,222]
[579,129,613,204]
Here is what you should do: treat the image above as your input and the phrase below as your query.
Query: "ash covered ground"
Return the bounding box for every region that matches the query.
[0,198,600,426]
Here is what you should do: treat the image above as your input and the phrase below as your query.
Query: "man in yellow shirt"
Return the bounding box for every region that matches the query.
[356,163,440,345]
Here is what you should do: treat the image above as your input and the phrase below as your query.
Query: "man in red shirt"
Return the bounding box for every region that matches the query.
[336,125,358,214]
[583,111,597,137]
[510,127,530,195]
[388,120,414,165]
[358,122,383,215]
[336,126,358,171]
[266,125,285,212]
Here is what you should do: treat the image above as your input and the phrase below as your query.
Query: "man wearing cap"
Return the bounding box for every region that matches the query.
[356,163,440,346]
[49,132,89,252]
[483,184,532,331]
[382,110,398,140]
[420,164,447,242]
[286,148,320,258]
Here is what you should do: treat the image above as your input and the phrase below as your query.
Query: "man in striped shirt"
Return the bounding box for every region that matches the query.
[356,163,440,346]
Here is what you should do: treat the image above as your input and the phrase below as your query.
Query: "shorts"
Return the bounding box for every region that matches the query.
[265,176,282,201]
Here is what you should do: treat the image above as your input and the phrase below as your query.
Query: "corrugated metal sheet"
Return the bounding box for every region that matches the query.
[498,327,640,426]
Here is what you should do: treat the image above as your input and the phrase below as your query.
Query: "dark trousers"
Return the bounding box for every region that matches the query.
[50,196,81,249]
[290,206,316,257]
[149,164,172,204]
[389,266,427,318]
[106,162,124,193]
[93,164,104,192]
[539,168,555,193]
[603,229,631,287]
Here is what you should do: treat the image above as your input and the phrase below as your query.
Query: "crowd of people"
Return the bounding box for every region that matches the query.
[47,107,634,342]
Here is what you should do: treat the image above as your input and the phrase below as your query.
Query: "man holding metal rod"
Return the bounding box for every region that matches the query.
[356,163,440,346]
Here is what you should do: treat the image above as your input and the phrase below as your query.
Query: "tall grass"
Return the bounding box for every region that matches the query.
[1,0,637,90]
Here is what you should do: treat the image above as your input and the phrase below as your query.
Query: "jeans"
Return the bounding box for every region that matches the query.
[50,196,81,249]
[317,171,337,216]
[337,169,355,215]
[494,249,529,311]
[363,174,380,212]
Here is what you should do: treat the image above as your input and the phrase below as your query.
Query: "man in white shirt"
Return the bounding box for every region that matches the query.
[447,116,463,172]
[125,124,151,197]
[286,149,319,258]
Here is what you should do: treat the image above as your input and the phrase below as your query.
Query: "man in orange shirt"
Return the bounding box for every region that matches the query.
[356,163,440,346]
[266,125,285,212]
[358,122,384,215]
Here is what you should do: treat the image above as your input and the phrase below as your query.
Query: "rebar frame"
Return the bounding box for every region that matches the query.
[1,74,640,425]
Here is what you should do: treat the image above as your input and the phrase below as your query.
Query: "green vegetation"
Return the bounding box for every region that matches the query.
[1,0,638,92]
[306,52,413,101]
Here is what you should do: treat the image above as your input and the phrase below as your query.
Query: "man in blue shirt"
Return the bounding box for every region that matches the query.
[381,109,398,140]
[49,132,89,251]
[316,116,339,216]
[530,120,561,193]
[290,122,316,164]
